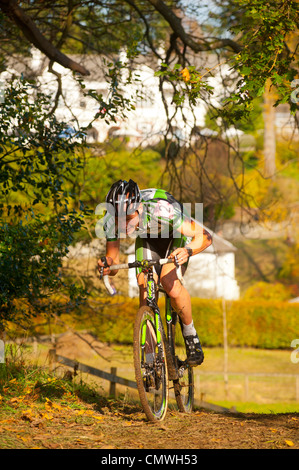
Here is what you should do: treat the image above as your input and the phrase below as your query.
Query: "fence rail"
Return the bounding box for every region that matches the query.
[48,349,137,393]
[48,349,233,414]
[196,370,299,401]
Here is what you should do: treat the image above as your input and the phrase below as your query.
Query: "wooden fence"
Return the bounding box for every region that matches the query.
[48,349,233,414]
[196,370,299,402]
[49,348,299,411]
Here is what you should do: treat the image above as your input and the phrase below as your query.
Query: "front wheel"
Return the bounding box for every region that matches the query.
[133,306,168,422]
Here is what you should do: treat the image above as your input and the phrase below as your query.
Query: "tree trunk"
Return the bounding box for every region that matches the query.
[263,79,276,179]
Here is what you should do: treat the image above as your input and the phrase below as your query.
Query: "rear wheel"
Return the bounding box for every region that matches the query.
[171,313,194,413]
[133,306,169,422]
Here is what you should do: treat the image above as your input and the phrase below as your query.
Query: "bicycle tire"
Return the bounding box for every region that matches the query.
[133,305,169,422]
[171,314,194,413]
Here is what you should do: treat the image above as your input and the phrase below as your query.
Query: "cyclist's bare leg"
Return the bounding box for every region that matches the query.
[160,263,192,325]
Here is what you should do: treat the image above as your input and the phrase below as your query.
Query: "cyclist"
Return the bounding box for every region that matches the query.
[98,179,212,366]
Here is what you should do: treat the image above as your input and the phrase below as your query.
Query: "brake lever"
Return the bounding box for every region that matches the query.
[99,256,108,280]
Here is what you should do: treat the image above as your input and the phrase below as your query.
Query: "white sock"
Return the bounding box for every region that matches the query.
[182,320,197,337]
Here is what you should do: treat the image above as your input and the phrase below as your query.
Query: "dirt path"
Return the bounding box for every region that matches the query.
[75,407,299,450]
[100,408,299,450]
[2,332,298,450]
[1,398,298,449]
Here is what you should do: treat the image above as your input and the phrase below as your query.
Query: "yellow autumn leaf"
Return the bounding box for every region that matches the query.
[42,413,54,420]
[52,402,62,411]
[10,397,22,403]
[285,440,294,447]
[180,67,190,82]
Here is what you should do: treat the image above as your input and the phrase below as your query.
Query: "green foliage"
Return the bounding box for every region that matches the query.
[0,77,89,325]
[223,0,298,118]
[68,144,163,208]
[276,141,299,167]
[155,63,214,107]
[76,57,139,127]
[243,281,292,301]
[86,296,299,350]
[279,243,299,286]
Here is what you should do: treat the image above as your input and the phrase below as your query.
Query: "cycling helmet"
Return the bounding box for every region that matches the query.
[106,179,141,213]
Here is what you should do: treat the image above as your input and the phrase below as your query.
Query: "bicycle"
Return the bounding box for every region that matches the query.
[102,257,194,422]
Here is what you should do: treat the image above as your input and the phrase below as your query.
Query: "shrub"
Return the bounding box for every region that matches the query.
[243,282,292,302]
[87,296,299,349]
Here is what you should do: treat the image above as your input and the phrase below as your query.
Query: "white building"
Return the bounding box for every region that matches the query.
[2,49,208,146]
[3,48,297,144]
[126,228,240,300]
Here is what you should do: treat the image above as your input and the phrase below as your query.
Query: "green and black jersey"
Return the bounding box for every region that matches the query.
[104,188,191,242]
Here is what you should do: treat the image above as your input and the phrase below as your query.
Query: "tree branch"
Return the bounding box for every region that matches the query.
[0,0,90,75]
[146,0,242,53]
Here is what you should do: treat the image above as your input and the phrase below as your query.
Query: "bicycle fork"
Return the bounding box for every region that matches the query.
[140,314,164,391]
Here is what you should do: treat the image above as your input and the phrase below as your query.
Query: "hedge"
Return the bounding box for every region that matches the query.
[93,297,299,349]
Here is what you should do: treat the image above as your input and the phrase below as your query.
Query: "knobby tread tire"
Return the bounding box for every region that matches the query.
[133,306,169,422]
[171,320,194,413]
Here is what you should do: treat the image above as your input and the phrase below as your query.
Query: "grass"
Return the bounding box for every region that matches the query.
[0,344,111,416]
[2,336,299,420]
[214,402,299,414]
[0,345,128,449]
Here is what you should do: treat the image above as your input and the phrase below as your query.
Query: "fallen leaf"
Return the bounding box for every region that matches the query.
[158,425,167,431]
[285,440,295,447]
[21,413,34,423]
[10,397,21,403]
[30,419,44,428]
[41,413,54,420]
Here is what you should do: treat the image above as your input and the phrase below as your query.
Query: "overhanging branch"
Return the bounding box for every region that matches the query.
[0,0,90,75]
[146,0,242,54]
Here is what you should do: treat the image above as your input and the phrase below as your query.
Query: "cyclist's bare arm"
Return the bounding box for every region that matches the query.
[169,219,212,265]
[98,240,120,276]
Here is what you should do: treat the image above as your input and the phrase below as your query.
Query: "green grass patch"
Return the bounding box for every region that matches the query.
[214,401,299,414]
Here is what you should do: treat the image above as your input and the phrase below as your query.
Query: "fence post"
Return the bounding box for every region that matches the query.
[222,298,229,398]
[109,367,117,396]
[244,374,249,401]
[48,349,56,373]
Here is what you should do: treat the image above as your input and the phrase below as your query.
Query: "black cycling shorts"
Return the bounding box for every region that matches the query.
[134,234,188,278]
